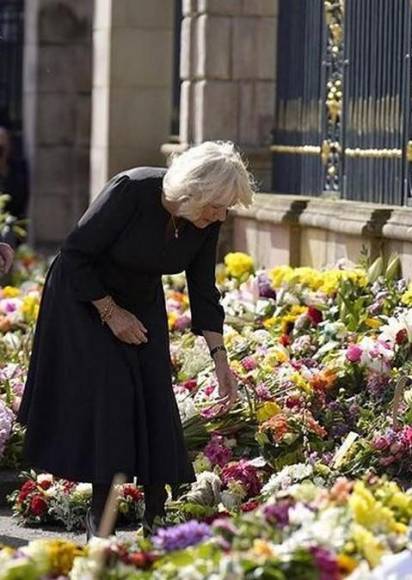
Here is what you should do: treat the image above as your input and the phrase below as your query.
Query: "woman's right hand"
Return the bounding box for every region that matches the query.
[106,305,148,344]
[93,297,148,345]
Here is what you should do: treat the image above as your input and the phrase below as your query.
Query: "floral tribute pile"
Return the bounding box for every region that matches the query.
[2,249,412,577]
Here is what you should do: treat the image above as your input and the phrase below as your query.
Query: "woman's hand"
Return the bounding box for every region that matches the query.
[106,305,148,345]
[214,353,238,411]
[0,243,14,275]
[93,296,148,345]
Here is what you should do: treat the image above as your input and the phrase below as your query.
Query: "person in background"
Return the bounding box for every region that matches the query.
[0,123,29,272]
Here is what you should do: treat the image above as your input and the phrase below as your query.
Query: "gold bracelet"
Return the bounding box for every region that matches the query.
[99,297,115,325]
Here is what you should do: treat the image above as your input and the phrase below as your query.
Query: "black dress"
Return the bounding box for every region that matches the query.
[17,167,225,484]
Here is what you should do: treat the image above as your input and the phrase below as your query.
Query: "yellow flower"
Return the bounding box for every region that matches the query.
[251,539,276,558]
[2,286,20,298]
[216,263,227,284]
[337,553,358,574]
[263,317,277,329]
[290,305,307,316]
[46,539,85,575]
[167,311,178,330]
[401,287,412,306]
[22,295,40,323]
[351,524,385,567]
[365,318,381,329]
[264,347,289,367]
[256,401,281,422]
[349,482,405,534]
[290,372,312,394]
[269,265,293,288]
[224,252,254,279]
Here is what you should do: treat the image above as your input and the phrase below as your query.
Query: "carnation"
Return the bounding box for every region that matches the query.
[221,460,261,497]
[204,435,233,468]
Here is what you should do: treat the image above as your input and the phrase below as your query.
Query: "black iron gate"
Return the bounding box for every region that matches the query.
[0,0,24,134]
[272,0,412,206]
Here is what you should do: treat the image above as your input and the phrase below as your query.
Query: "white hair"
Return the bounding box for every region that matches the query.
[163,141,255,220]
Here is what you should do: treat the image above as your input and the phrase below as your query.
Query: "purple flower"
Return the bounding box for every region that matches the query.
[255,383,273,401]
[366,373,390,399]
[3,300,17,313]
[310,546,340,580]
[0,399,14,457]
[204,435,233,467]
[152,520,212,552]
[331,423,350,438]
[264,500,291,527]
[258,272,276,299]
[174,315,191,331]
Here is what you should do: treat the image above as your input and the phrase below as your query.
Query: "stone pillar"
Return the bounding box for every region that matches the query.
[90,0,175,197]
[23,0,93,247]
[175,0,278,189]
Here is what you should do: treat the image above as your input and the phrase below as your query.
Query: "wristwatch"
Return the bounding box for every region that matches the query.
[210,345,227,358]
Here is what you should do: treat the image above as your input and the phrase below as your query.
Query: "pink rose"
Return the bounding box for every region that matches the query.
[346,344,363,363]
[373,436,388,450]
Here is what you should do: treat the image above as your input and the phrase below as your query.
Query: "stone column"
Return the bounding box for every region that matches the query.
[23,0,93,247]
[174,0,278,190]
[90,0,175,197]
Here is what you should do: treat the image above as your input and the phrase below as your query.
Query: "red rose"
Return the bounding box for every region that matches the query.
[18,480,37,502]
[240,499,260,512]
[123,484,143,502]
[182,379,197,392]
[396,329,408,345]
[307,307,323,325]
[30,494,48,516]
[39,479,52,490]
[279,334,291,347]
[127,552,153,569]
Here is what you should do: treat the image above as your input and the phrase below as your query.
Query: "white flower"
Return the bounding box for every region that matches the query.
[261,464,313,498]
[36,473,53,485]
[221,490,242,510]
[288,503,315,526]
[175,392,198,422]
[380,310,412,345]
[251,329,271,344]
[359,336,394,373]
[74,483,92,497]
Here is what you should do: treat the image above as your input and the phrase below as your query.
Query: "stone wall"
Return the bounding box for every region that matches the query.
[24,0,93,247]
[231,194,412,279]
[90,0,175,197]
[163,0,278,191]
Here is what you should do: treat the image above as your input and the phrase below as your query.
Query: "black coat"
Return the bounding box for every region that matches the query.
[17,167,225,484]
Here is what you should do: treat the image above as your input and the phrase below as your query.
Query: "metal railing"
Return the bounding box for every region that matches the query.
[271,0,412,206]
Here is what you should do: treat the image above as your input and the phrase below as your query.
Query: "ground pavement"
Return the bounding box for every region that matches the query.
[0,507,139,548]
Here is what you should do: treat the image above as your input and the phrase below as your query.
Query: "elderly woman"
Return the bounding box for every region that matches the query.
[17,141,254,538]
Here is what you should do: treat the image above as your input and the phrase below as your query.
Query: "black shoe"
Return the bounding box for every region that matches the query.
[85,508,99,542]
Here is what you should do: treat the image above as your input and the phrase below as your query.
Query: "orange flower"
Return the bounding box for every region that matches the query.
[260,414,290,443]
[303,412,327,438]
[310,368,337,391]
